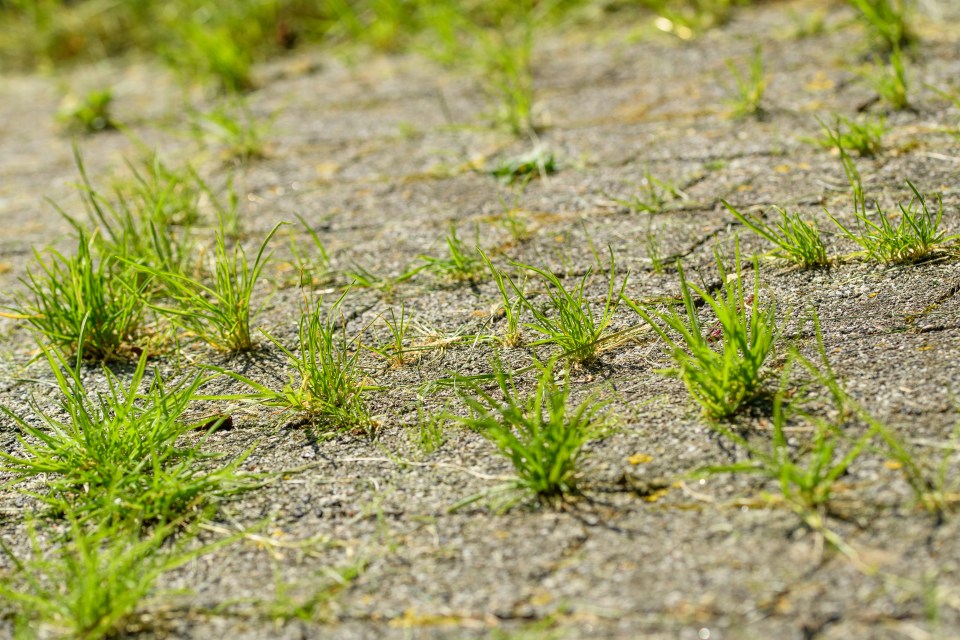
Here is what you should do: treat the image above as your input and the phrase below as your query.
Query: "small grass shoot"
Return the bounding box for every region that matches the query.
[420,224,485,283]
[480,249,526,348]
[367,302,414,368]
[608,166,687,214]
[490,148,557,184]
[190,99,273,162]
[810,114,886,157]
[0,518,192,640]
[847,0,913,52]
[701,356,876,514]
[865,45,910,110]
[724,44,766,119]
[410,402,448,456]
[57,87,116,134]
[10,231,147,361]
[825,174,946,264]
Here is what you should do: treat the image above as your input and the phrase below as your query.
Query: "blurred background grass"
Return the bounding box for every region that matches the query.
[0,1,753,82]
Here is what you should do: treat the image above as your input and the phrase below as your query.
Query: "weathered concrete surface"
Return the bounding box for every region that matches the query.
[2,0,960,638]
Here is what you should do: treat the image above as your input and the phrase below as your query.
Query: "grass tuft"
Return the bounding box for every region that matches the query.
[134,222,280,351]
[420,224,485,283]
[513,249,629,365]
[0,518,194,640]
[454,357,609,510]
[213,294,372,434]
[623,244,780,419]
[0,347,254,523]
[724,201,828,268]
[57,87,116,134]
[724,44,766,119]
[9,230,146,362]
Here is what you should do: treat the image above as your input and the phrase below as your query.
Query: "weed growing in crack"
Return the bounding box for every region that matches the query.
[420,224,485,283]
[0,347,255,523]
[189,99,273,163]
[285,213,335,289]
[0,517,201,640]
[8,231,147,362]
[864,45,910,110]
[410,402,448,456]
[810,114,886,157]
[513,249,629,365]
[825,161,946,264]
[133,222,280,352]
[62,149,196,285]
[644,222,668,274]
[822,132,949,263]
[607,166,686,214]
[164,22,253,93]
[724,201,828,268]
[494,188,535,244]
[700,355,876,514]
[724,44,766,119]
[57,87,116,134]
[480,249,526,348]
[847,0,913,52]
[798,312,957,519]
[366,302,414,368]
[119,152,205,228]
[453,357,610,511]
[215,295,372,434]
[480,18,536,135]
[490,148,556,184]
[242,560,365,624]
[346,262,423,300]
[859,408,959,520]
[623,244,779,420]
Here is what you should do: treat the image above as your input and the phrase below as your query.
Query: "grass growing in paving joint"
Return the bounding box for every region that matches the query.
[190,99,273,162]
[701,357,876,514]
[810,114,886,157]
[0,518,202,640]
[136,222,281,351]
[825,152,946,263]
[513,250,629,365]
[57,87,116,134]
[0,347,255,523]
[724,45,765,119]
[623,246,779,420]
[847,0,913,52]
[724,201,828,268]
[823,133,948,263]
[9,231,147,362]
[420,224,485,283]
[64,150,197,284]
[480,249,526,348]
[367,302,414,368]
[454,358,610,510]
[216,295,372,433]
[490,148,557,184]
[865,45,910,110]
[608,166,686,214]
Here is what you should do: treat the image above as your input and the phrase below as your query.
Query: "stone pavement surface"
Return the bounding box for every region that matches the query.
[2,1,960,638]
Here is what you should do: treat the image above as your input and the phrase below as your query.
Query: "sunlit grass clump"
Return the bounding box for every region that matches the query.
[623,245,780,419]
[455,357,610,510]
